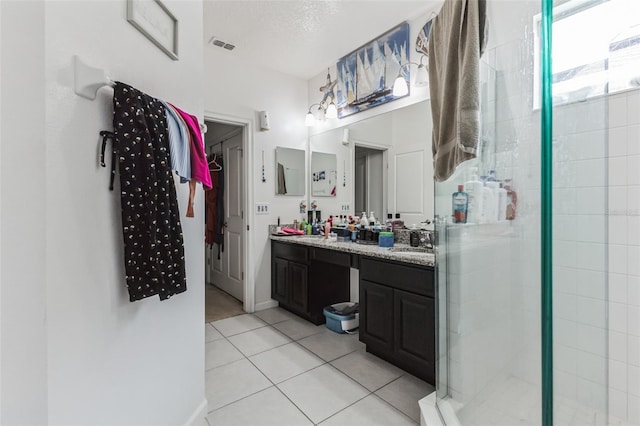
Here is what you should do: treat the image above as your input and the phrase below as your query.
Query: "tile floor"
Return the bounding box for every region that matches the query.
[204,307,434,425]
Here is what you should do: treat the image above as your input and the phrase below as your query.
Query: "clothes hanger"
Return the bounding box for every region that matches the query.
[208,153,222,171]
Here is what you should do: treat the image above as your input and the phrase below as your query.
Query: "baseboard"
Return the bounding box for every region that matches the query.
[183,398,208,426]
[254,299,278,312]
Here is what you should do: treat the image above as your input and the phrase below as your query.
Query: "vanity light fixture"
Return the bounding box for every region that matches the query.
[305,68,338,126]
[392,55,429,97]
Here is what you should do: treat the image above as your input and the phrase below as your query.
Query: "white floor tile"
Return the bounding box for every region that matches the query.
[205,339,244,371]
[320,394,416,426]
[206,323,224,342]
[228,326,292,357]
[206,386,312,426]
[212,314,267,337]
[278,364,369,424]
[272,316,325,341]
[205,359,271,412]
[249,342,325,384]
[253,307,296,325]
[331,349,404,391]
[375,375,435,423]
[298,329,365,361]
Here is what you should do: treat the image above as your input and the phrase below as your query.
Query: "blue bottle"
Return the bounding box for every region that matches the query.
[452,185,469,224]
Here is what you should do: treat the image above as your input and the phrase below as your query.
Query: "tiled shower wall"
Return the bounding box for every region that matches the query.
[606,89,640,422]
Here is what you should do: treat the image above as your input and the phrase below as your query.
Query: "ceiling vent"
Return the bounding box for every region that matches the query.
[208,36,236,51]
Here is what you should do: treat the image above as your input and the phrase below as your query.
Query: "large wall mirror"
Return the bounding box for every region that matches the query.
[310,152,337,197]
[308,100,435,224]
[275,147,305,196]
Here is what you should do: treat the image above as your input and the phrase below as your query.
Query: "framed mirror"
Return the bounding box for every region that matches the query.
[311,151,337,197]
[275,147,305,196]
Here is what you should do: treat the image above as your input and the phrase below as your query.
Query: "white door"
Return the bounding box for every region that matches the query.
[211,132,244,301]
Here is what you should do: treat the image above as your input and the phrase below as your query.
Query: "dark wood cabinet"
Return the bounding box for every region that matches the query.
[359,257,435,385]
[360,279,394,350]
[394,289,434,380]
[271,240,349,325]
[272,257,289,304]
[288,262,308,313]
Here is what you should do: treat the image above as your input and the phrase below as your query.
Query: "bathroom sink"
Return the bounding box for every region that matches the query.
[389,247,432,255]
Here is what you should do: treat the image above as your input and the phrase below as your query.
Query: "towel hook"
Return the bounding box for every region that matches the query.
[74,55,115,100]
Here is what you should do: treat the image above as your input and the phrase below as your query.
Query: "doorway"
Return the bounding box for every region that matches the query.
[354,145,386,221]
[204,119,246,322]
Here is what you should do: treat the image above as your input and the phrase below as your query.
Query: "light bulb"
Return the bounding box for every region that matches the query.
[326,102,338,119]
[304,111,315,127]
[415,64,429,87]
[392,75,409,97]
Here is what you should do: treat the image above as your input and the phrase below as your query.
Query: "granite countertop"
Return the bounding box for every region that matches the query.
[270,234,435,267]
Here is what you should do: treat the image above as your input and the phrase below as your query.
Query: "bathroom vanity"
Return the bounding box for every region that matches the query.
[270,235,435,384]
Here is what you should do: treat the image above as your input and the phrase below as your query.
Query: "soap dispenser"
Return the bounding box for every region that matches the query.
[368,212,376,226]
[360,212,368,227]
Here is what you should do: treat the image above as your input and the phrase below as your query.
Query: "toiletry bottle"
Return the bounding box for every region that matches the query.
[452,185,469,224]
[360,212,368,227]
[300,218,307,231]
[497,183,508,221]
[324,220,330,239]
[464,167,484,224]
[480,182,494,223]
[486,181,500,222]
[368,212,376,226]
[504,179,518,220]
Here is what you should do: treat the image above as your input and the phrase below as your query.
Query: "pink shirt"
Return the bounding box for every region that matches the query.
[169,104,212,189]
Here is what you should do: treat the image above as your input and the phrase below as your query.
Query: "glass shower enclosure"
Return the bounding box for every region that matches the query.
[432,0,627,424]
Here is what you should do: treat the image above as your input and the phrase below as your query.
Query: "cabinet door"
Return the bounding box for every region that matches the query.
[272,257,289,304]
[360,279,394,352]
[394,289,435,383]
[288,262,308,314]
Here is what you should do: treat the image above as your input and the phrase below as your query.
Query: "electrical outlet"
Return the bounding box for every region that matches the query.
[256,202,269,215]
[341,203,350,212]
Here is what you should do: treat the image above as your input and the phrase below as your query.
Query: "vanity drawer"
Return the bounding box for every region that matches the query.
[359,257,433,298]
[272,241,308,263]
[309,247,351,267]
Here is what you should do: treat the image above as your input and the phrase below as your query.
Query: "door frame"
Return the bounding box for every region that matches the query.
[204,111,254,313]
[351,142,388,222]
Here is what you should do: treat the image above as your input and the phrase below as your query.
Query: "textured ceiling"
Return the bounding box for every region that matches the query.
[203,1,433,80]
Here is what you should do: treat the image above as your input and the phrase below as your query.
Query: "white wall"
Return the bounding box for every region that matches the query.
[2,1,206,424]
[204,46,309,310]
[0,2,48,424]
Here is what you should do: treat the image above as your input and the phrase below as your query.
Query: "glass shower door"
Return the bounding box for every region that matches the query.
[434,0,610,425]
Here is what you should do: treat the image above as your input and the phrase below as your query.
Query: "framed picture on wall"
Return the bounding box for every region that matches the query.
[335,22,410,118]
[127,0,179,61]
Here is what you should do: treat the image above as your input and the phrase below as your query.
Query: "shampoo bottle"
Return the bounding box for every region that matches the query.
[452,185,469,224]
[464,167,484,224]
